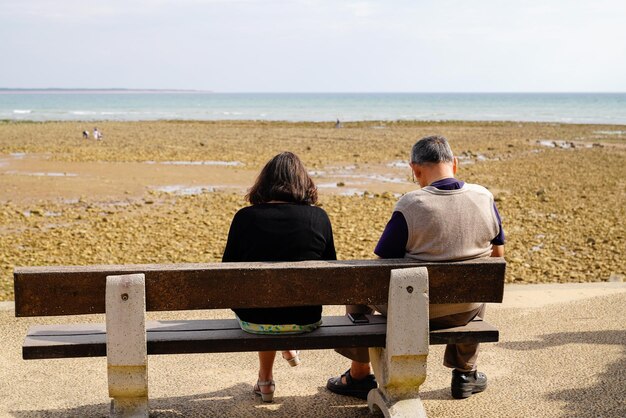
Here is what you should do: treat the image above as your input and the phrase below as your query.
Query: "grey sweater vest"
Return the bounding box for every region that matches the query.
[394,183,499,318]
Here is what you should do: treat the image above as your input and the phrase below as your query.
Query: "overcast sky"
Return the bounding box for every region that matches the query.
[1,0,625,92]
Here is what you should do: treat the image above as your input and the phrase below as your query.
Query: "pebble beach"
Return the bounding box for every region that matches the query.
[0,120,624,300]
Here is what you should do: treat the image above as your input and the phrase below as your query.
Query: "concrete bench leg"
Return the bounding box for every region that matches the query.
[368,267,429,418]
[106,274,149,418]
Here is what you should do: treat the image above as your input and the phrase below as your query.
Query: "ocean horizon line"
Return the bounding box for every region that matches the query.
[0,88,211,95]
[1,89,626,95]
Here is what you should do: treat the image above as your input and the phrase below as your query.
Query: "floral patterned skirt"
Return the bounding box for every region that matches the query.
[236,316,322,335]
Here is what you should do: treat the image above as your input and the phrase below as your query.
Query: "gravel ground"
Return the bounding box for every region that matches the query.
[1,121,625,300]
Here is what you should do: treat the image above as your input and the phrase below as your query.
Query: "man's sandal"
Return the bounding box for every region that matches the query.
[326,369,378,400]
[254,379,276,402]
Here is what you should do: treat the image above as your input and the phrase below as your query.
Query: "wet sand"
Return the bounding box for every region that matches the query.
[0,120,624,300]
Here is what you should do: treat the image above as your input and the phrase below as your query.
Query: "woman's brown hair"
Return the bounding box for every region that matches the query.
[247,152,318,205]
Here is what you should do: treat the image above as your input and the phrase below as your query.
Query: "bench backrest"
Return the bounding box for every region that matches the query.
[14,258,506,317]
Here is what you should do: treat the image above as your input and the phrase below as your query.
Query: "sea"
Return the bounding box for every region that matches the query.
[1,91,626,124]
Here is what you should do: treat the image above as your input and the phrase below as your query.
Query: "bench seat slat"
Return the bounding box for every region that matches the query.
[430,318,499,344]
[23,316,499,360]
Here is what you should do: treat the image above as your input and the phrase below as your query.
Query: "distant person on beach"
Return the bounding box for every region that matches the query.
[82,130,89,139]
[93,127,102,140]
[222,151,336,403]
[326,135,505,400]
[335,118,342,128]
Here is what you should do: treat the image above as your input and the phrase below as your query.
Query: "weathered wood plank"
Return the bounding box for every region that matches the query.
[23,316,499,359]
[430,318,499,344]
[14,258,506,317]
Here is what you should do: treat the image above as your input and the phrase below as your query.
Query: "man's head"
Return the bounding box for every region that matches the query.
[410,135,457,187]
[411,135,454,165]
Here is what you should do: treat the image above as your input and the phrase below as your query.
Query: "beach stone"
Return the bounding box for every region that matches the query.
[0,121,624,298]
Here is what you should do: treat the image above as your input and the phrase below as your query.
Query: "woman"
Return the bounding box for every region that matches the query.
[222,151,336,402]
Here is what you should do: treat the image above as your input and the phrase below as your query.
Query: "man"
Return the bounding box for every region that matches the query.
[326,135,505,400]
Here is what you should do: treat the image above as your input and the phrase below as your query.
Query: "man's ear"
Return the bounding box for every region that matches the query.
[412,164,422,181]
[452,157,458,174]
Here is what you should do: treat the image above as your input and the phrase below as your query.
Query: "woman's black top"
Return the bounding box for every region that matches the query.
[222,203,336,325]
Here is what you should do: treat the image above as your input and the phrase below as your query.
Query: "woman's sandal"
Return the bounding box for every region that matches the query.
[282,350,301,367]
[254,379,276,402]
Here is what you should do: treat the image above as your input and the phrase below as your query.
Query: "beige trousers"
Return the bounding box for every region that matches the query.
[335,303,486,372]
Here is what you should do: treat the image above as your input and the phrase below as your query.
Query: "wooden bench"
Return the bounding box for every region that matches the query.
[14,258,506,417]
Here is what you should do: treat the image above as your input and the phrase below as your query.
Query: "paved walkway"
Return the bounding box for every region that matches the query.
[1,282,625,417]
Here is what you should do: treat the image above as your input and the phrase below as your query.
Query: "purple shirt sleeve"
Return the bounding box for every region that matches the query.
[374,211,408,258]
[491,203,505,245]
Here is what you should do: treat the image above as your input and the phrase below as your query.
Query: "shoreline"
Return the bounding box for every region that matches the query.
[3,118,626,127]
